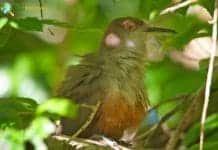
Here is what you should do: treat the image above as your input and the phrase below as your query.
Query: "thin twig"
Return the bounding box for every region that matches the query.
[72,101,101,137]
[200,1,218,150]
[160,0,197,15]
[166,89,204,150]
[147,94,189,111]
[47,135,130,150]
[38,0,44,19]
[136,97,186,141]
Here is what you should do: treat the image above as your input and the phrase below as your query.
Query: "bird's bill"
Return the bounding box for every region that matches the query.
[145,27,176,34]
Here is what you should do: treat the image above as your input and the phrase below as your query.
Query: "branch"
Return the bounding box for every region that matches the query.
[46,135,130,150]
[160,0,197,15]
[200,1,218,150]
[166,89,204,150]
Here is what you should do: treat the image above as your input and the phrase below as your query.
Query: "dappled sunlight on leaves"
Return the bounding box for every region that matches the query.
[36,98,78,118]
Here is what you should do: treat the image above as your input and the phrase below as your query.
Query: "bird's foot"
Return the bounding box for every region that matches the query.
[90,135,132,149]
[117,140,132,147]
[90,135,121,149]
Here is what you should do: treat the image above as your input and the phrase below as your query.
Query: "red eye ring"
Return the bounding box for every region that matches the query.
[121,20,136,32]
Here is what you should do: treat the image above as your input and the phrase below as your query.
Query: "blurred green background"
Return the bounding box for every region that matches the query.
[0,0,208,104]
[1,0,217,149]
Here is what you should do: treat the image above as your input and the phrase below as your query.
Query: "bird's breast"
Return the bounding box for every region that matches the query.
[88,91,146,139]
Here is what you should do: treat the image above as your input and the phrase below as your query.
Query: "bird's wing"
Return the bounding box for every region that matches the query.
[58,64,101,99]
[57,64,103,136]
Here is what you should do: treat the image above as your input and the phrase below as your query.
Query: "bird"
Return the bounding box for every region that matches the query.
[57,16,174,141]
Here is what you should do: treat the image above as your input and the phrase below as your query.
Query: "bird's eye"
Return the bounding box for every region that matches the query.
[121,20,136,32]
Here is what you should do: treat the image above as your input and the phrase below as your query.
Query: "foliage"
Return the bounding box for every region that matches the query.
[0,0,217,149]
[0,97,77,149]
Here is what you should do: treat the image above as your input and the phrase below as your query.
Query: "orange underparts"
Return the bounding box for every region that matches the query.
[89,92,146,139]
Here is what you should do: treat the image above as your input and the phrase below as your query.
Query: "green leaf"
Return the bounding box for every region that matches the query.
[183,114,218,147]
[189,142,218,150]
[98,0,140,19]
[0,17,8,29]
[0,98,38,129]
[36,98,78,118]
[9,21,19,29]
[198,0,214,14]
[69,29,103,55]
[0,129,25,150]
[13,17,74,32]
[145,58,206,104]
[151,14,210,49]
[14,17,43,31]
[25,117,55,140]
[25,117,55,150]
[0,25,11,48]
[139,0,171,19]
[199,58,218,70]
[41,19,74,28]
[199,58,218,90]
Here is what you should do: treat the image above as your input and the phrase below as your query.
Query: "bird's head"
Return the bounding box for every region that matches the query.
[99,17,175,62]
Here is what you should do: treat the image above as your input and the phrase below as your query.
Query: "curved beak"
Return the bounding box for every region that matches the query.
[145,27,176,34]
